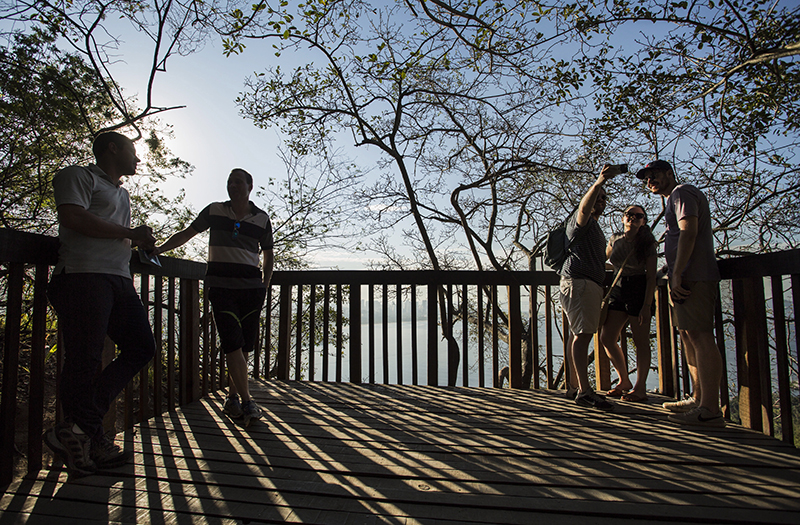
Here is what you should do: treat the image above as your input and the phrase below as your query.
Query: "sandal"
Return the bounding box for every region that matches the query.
[606,388,626,398]
[622,392,648,402]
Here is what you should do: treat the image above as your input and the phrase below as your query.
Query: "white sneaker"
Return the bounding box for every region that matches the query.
[662,397,697,413]
[668,406,726,427]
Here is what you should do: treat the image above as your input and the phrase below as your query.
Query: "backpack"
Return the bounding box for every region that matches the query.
[540,207,581,272]
[542,221,571,272]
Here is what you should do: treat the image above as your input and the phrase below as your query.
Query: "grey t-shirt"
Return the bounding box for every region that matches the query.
[53,164,133,278]
[664,184,720,281]
[561,211,606,286]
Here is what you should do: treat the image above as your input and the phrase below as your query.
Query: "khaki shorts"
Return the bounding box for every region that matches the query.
[560,277,604,335]
[669,280,718,332]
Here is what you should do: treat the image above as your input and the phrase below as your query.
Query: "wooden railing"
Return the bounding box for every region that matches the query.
[0,228,210,487]
[264,254,800,446]
[1,227,798,486]
[265,270,562,388]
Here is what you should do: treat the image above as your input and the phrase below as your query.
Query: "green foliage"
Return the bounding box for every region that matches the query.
[0,28,194,235]
[0,29,112,232]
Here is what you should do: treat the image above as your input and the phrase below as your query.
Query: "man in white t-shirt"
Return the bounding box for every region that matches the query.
[44,132,157,477]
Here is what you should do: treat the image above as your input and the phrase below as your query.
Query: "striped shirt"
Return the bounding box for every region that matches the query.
[561,211,607,286]
[191,201,273,289]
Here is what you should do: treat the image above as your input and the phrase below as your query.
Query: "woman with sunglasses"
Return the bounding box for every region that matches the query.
[599,205,657,402]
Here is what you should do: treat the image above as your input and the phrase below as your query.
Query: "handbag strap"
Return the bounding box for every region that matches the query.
[602,245,635,303]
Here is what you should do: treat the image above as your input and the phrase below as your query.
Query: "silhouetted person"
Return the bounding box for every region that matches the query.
[45,132,157,477]
[155,168,273,427]
[637,160,724,427]
[599,205,657,402]
[561,164,618,411]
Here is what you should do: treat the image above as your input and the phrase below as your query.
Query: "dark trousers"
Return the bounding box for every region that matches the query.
[47,273,156,438]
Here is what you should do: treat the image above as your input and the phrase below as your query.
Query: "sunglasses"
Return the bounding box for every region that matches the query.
[625,212,645,220]
[232,221,241,239]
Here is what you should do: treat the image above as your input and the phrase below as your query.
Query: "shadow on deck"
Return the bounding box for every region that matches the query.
[2,382,800,524]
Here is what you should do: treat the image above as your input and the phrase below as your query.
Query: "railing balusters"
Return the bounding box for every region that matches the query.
[772,276,793,443]
[396,284,403,385]
[478,285,485,387]
[462,284,469,388]
[382,283,389,383]
[411,284,418,386]
[264,285,272,379]
[447,283,454,385]
[167,277,176,411]
[153,276,163,411]
[715,284,729,418]
[427,283,438,386]
[508,284,522,389]
[27,264,49,473]
[350,282,361,384]
[295,284,303,381]
[492,285,499,388]
[139,273,151,421]
[544,285,553,388]
[1,263,24,487]
[335,284,343,382]
[309,285,316,381]
[368,285,375,384]
[323,284,330,382]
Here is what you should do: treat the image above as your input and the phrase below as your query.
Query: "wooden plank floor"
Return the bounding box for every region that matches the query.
[3,381,800,524]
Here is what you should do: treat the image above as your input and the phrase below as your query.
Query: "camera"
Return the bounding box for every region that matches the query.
[606,163,628,176]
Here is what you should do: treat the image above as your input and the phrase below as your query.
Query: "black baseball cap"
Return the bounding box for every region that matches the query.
[635,160,673,180]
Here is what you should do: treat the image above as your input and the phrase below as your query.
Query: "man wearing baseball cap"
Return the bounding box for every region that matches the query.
[636,160,724,427]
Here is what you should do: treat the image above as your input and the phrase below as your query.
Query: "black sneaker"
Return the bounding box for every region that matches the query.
[242,399,262,427]
[565,386,578,400]
[91,433,133,469]
[223,394,244,419]
[44,422,96,477]
[575,390,614,411]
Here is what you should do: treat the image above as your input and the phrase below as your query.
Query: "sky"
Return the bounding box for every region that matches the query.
[106,23,371,269]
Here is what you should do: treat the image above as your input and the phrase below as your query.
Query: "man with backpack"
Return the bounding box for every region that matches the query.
[559,164,618,411]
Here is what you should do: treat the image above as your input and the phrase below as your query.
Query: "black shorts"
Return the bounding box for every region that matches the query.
[208,286,266,354]
[607,274,654,317]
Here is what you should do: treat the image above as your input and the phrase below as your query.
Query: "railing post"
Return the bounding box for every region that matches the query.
[349,282,362,383]
[655,283,676,398]
[179,278,201,404]
[562,310,571,389]
[507,285,523,389]
[594,333,611,392]
[0,263,24,487]
[732,277,773,435]
[276,284,291,380]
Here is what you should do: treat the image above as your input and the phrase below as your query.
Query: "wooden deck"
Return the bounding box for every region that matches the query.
[2,381,800,524]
